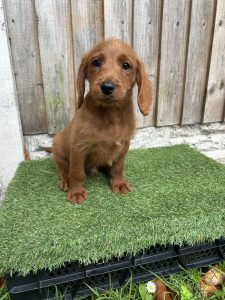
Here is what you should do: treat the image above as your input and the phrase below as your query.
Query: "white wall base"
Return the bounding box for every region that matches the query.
[24,123,225,164]
[0,1,24,202]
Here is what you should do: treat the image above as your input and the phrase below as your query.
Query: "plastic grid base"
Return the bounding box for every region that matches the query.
[6,238,225,300]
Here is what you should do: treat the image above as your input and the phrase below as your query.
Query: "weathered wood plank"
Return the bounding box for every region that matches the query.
[0,0,24,200]
[203,0,225,123]
[71,0,103,104]
[157,0,190,126]
[4,0,47,134]
[182,0,215,125]
[104,0,132,43]
[35,0,75,134]
[104,0,142,129]
[133,0,162,128]
[4,0,224,133]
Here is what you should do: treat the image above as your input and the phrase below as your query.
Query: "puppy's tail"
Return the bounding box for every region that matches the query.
[40,146,53,153]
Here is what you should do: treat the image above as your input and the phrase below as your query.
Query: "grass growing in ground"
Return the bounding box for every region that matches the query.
[1,264,225,299]
[80,264,225,300]
[0,286,9,300]
[82,269,225,300]
[162,267,225,299]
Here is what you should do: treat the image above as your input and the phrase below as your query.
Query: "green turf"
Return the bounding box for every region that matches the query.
[0,145,224,276]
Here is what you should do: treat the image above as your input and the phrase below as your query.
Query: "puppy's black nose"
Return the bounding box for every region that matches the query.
[101,81,115,95]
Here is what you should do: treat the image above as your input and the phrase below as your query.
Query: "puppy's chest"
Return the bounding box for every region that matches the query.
[89,122,133,164]
[100,120,133,145]
[91,139,123,164]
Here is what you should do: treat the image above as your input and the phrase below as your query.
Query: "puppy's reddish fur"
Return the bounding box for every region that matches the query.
[53,39,152,204]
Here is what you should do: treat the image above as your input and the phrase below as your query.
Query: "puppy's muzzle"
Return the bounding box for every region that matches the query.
[101,81,115,95]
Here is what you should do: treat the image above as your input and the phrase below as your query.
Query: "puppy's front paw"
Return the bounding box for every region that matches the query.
[67,186,88,204]
[110,180,131,194]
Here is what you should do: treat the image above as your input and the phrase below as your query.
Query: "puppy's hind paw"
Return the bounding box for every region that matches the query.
[60,179,69,192]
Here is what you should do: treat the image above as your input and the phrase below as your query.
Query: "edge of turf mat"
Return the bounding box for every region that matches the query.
[5,239,225,299]
[0,144,225,275]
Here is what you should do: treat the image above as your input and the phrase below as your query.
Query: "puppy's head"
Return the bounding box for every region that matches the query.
[77,39,152,115]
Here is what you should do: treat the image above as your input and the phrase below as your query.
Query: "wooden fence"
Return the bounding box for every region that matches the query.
[3,0,225,135]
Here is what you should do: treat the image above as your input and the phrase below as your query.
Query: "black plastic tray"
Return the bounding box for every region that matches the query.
[6,238,225,300]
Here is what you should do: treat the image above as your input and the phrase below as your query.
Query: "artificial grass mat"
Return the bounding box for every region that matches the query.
[0,145,225,276]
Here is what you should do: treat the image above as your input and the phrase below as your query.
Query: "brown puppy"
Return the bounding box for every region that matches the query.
[53,39,152,204]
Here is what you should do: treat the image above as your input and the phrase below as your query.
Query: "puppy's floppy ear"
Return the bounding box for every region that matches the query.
[76,54,88,109]
[136,59,152,116]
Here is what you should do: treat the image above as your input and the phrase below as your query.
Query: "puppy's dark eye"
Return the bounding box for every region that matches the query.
[92,59,101,67]
[122,62,131,69]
